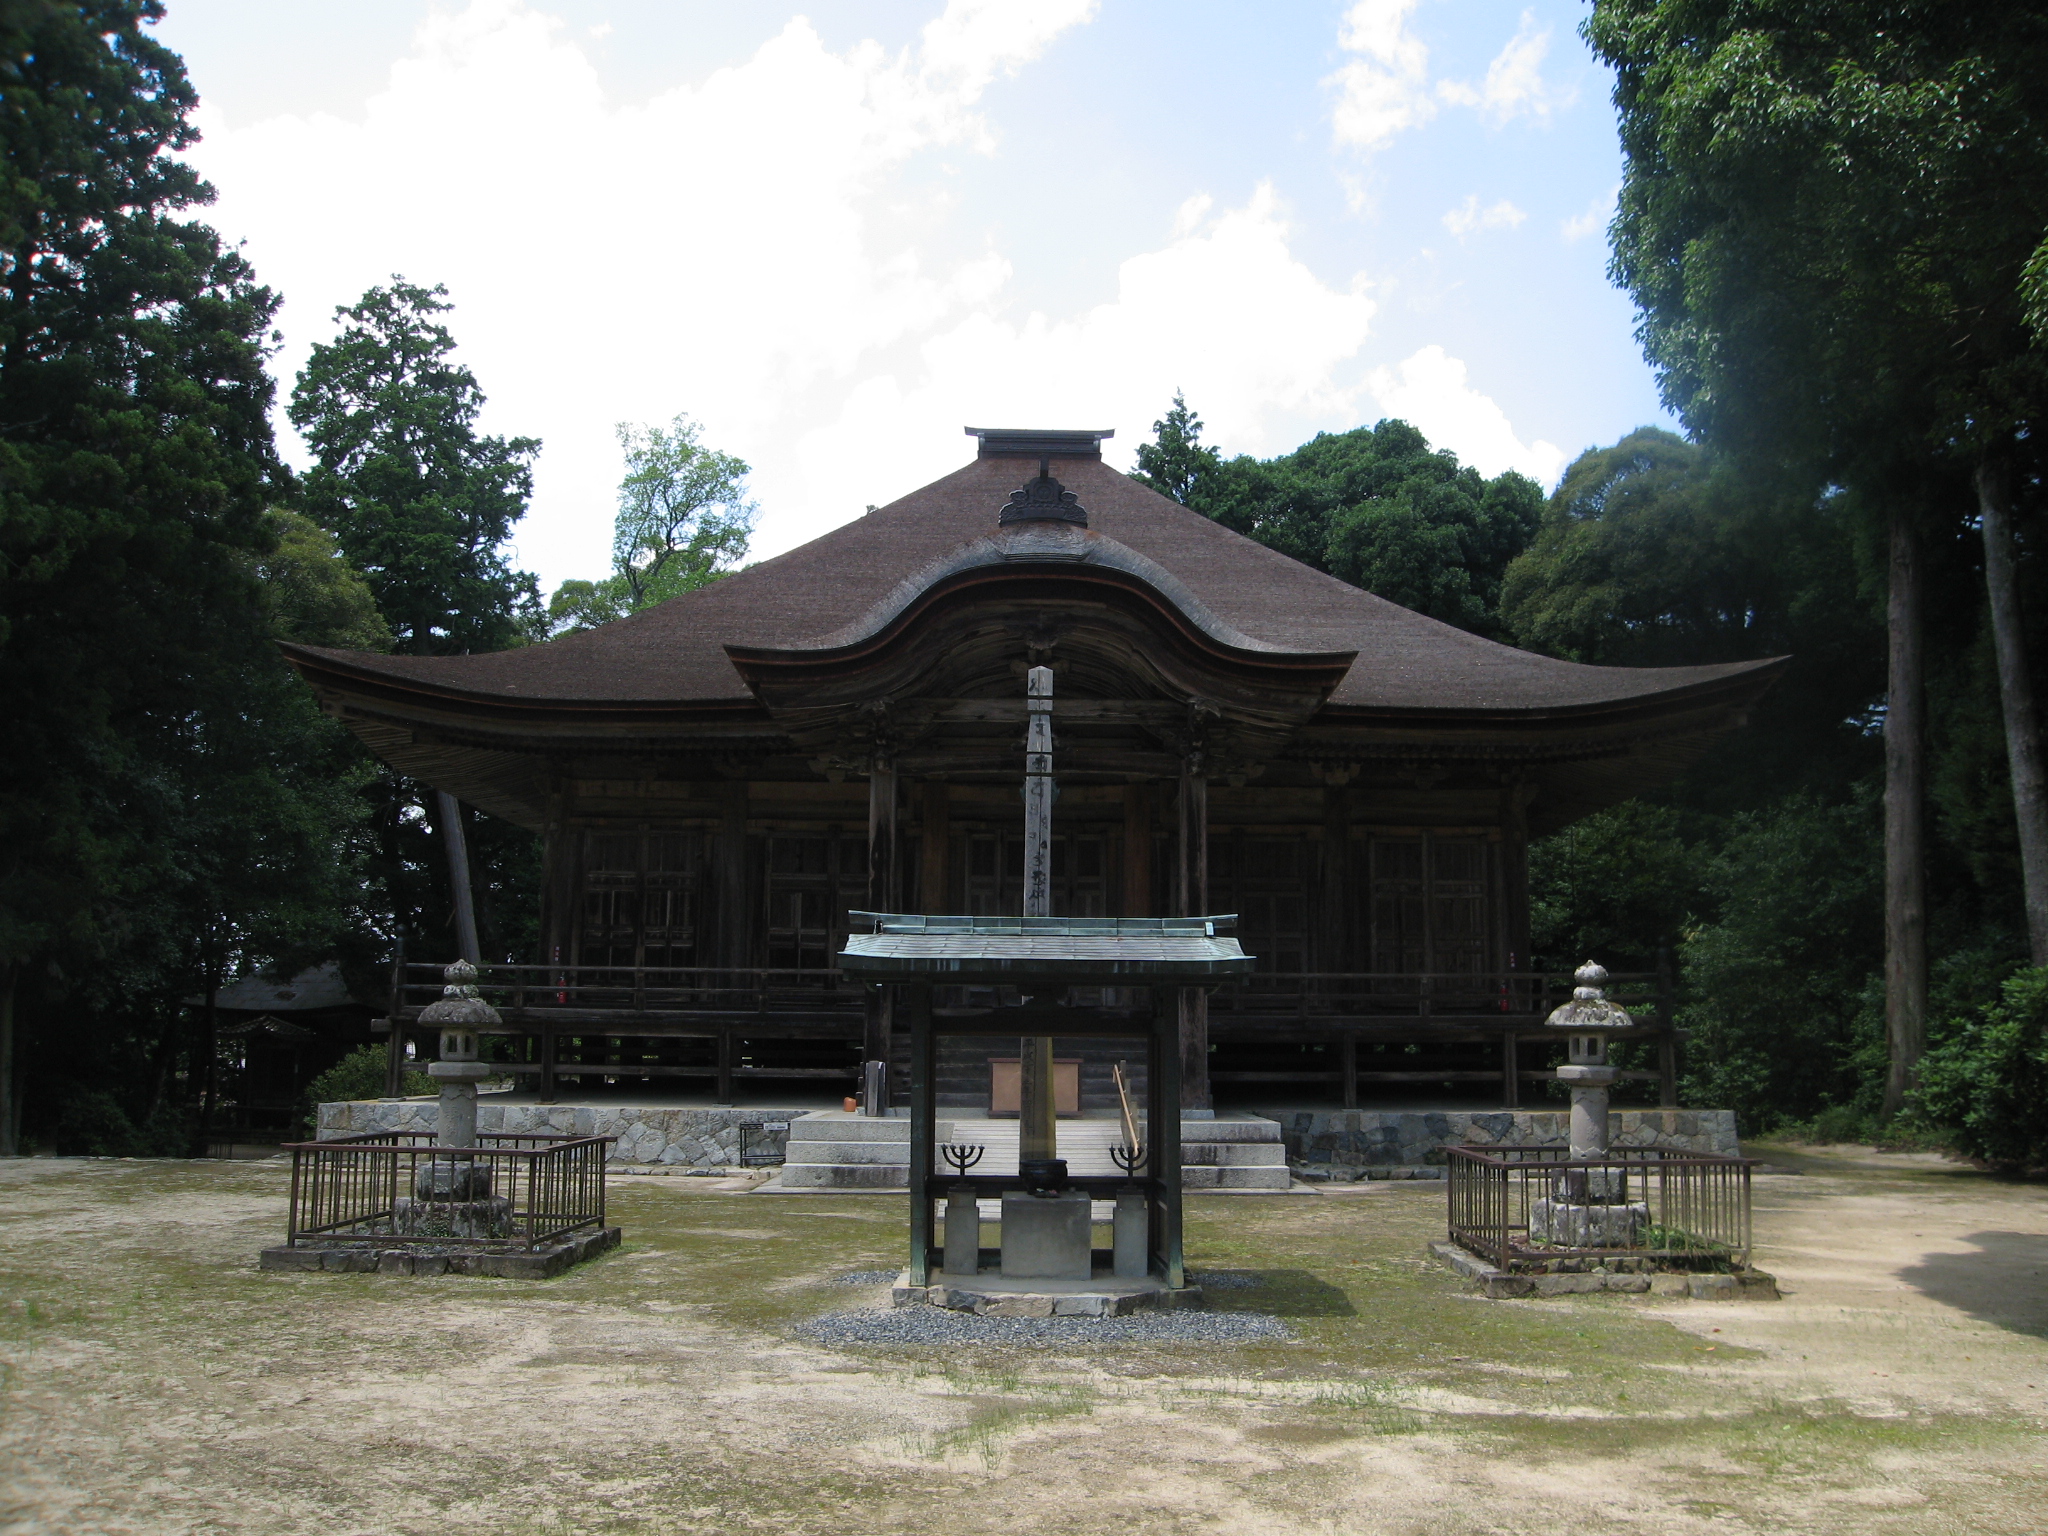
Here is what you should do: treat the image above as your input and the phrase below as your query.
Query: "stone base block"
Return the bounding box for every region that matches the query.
[1528,1198,1648,1248]
[1428,1241,1780,1301]
[259,1225,621,1279]
[392,1194,514,1241]
[999,1189,1092,1279]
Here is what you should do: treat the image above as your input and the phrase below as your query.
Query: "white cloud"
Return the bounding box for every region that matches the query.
[184,0,1565,582]
[1367,346,1565,485]
[1563,184,1619,242]
[187,0,1105,579]
[785,184,1381,512]
[1331,4,1567,157]
[1442,195,1526,238]
[1326,0,1435,154]
[1437,11,1561,125]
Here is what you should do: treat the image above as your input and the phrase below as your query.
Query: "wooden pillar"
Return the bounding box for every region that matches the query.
[920,781,950,913]
[865,759,898,1089]
[1500,1030,1519,1109]
[1321,784,1350,972]
[538,783,576,991]
[1122,783,1151,917]
[1341,1034,1358,1110]
[716,1027,733,1107]
[1176,760,1211,1115]
[383,941,408,1098]
[868,754,900,913]
[1500,777,1533,1009]
[716,782,750,968]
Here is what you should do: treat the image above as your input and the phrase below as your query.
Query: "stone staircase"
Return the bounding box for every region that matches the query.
[775,1111,1289,1190]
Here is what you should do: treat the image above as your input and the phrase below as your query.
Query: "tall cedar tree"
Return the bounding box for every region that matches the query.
[1588,0,2048,1111]
[0,1,376,1153]
[289,280,542,654]
[289,281,544,968]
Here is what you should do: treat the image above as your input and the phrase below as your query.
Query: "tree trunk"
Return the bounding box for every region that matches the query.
[1883,508,1929,1118]
[198,948,222,1148]
[0,962,17,1156]
[1977,453,2048,964]
[434,789,482,965]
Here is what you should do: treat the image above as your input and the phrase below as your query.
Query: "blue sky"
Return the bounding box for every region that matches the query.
[153,0,1670,592]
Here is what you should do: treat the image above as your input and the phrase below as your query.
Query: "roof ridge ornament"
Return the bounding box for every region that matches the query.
[1001,454,1088,528]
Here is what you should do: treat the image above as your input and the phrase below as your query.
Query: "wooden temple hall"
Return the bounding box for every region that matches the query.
[285,427,1780,1117]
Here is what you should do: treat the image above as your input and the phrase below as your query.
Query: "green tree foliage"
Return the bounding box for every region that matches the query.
[611,414,753,608]
[1675,792,1888,1128]
[1587,1,2048,477]
[1504,428,1883,807]
[1137,404,1544,636]
[0,2,382,1152]
[303,1044,430,1129]
[547,414,753,635]
[1915,967,2048,1168]
[545,576,631,636]
[1131,391,1221,506]
[289,279,543,655]
[289,280,546,974]
[1529,801,1701,973]
[258,509,394,652]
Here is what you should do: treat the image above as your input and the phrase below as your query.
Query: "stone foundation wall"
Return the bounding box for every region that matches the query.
[315,1100,796,1170]
[1265,1108,1740,1171]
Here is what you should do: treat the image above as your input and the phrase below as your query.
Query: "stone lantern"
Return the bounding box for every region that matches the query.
[1547,960,1629,1162]
[400,959,510,1237]
[1530,960,1646,1247]
[419,959,498,1151]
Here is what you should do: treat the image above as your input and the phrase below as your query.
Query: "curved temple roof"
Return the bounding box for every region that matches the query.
[284,451,1779,719]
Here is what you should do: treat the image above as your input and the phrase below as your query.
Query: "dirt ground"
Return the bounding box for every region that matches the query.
[1,1142,2043,1536]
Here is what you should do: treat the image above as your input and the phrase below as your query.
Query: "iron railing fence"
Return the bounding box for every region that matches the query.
[280,1132,612,1251]
[1447,1145,1754,1271]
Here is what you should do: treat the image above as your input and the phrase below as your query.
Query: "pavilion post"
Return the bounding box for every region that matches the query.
[907,983,935,1285]
[1020,666,1058,1162]
[1176,759,1211,1116]
[1153,990,1185,1287]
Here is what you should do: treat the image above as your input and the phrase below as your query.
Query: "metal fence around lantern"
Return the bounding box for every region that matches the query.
[1446,1145,1755,1270]
[279,1132,614,1251]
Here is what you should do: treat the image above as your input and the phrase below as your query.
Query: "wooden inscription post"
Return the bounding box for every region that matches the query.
[1019,665,1058,1162]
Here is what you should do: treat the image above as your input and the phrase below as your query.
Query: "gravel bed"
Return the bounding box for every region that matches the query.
[1188,1270,1263,1290]
[830,1269,900,1287]
[795,1306,1293,1348]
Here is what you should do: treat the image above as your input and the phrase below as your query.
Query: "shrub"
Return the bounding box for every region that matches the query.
[304,1044,432,1127]
[1914,966,2048,1169]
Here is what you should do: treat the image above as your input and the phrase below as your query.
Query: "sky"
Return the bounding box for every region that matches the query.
[151,0,1670,593]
